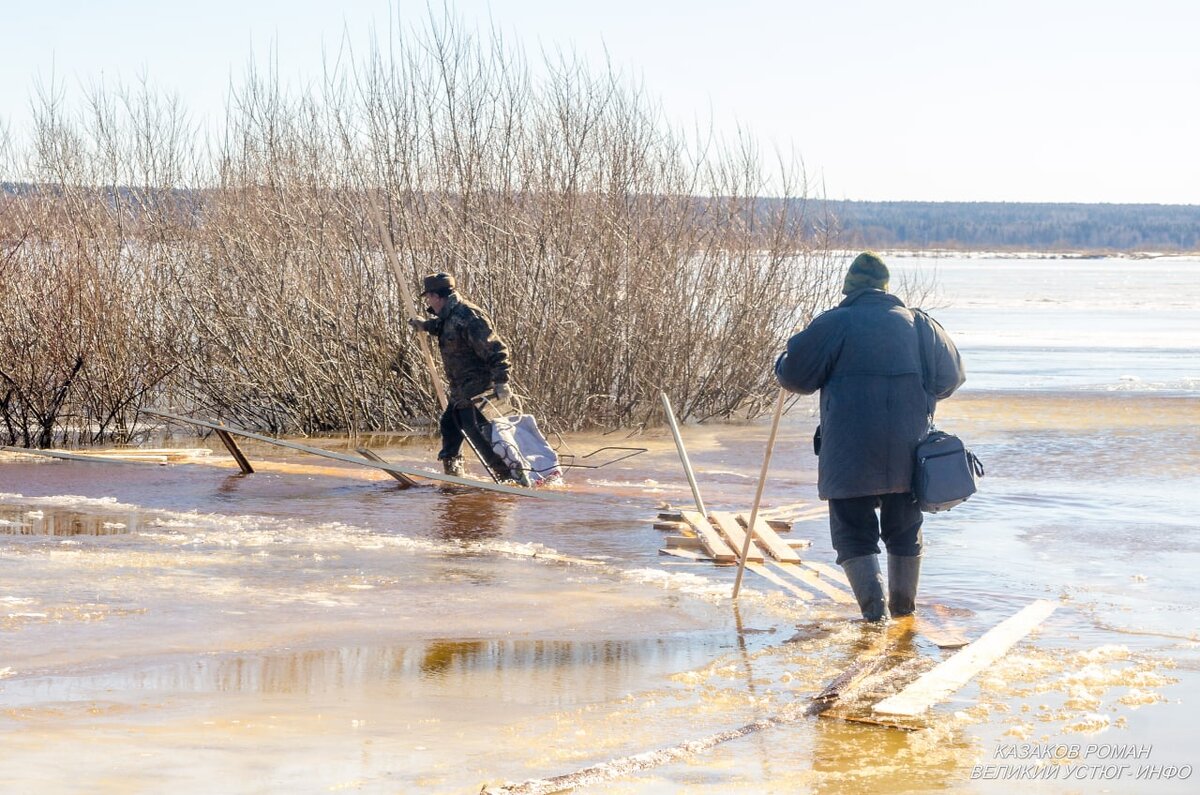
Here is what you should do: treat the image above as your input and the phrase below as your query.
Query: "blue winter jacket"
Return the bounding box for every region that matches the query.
[775,288,964,500]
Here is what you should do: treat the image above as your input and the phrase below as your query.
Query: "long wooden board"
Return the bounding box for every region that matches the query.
[709,511,765,563]
[799,560,851,588]
[1,446,152,466]
[659,547,712,562]
[144,410,567,501]
[737,513,802,563]
[679,510,736,563]
[788,505,830,523]
[215,428,255,474]
[745,562,813,600]
[356,447,418,488]
[810,618,918,716]
[872,599,1058,717]
[770,562,856,604]
[913,616,971,650]
[665,535,705,550]
[657,512,792,533]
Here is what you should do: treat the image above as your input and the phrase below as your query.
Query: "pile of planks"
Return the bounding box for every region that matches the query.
[655,508,856,604]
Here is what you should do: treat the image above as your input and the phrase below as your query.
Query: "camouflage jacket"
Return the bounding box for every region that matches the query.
[417,293,511,408]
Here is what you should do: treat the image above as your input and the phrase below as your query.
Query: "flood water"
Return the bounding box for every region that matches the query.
[2,254,1198,793]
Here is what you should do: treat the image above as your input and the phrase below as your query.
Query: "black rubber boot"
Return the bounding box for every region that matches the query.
[441,456,465,477]
[840,554,887,622]
[887,554,921,617]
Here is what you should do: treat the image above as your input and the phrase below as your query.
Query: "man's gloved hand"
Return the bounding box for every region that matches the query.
[408,317,425,332]
[494,382,512,401]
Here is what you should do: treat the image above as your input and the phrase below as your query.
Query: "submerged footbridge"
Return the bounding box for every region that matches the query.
[142,409,573,500]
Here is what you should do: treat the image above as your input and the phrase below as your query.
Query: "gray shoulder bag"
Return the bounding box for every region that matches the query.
[912,310,984,512]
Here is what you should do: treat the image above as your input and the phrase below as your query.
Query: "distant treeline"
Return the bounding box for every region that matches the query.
[811,200,1200,253]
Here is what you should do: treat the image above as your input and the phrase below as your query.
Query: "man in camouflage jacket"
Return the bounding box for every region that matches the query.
[409,272,515,480]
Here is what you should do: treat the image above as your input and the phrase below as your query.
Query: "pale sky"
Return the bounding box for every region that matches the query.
[2,0,1197,204]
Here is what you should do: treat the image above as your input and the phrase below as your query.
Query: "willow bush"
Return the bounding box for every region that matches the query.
[0,10,841,446]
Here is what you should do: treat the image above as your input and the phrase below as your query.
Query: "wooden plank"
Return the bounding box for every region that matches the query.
[913,616,971,650]
[659,511,792,532]
[665,535,704,550]
[74,452,169,464]
[918,603,972,648]
[356,447,418,488]
[789,506,830,523]
[660,393,707,516]
[770,562,856,604]
[1,446,149,466]
[679,510,736,563]
[800,560,851,588]
[369,195,449,410]
[215,428,255,474]
[659,547,712,562]
[745,562,813,600]
[730,389,786,600]
[143,410,567,501]
[709,511,765,563]
[872,600,1058,717]
[530,551,605,566]
[825,656,940,729]
[653,521,689,532]
[786,539,813,549]
[810,618,918,716]
[737,513,802,563]
[88,448,212,462]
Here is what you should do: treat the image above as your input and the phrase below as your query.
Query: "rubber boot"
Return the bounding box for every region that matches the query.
[840,554,887,622]
[887,554,921,617]
[441,456,465,477]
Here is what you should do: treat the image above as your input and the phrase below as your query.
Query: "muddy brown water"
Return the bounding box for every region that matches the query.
[2,255,1199,792]
[1,388,1197,793]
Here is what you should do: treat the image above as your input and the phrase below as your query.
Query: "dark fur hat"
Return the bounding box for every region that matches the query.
[421,272,456,294]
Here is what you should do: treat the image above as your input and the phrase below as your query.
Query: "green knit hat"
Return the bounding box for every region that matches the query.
[842,251,889,294]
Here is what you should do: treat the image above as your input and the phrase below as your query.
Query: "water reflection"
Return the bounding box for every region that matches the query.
[0,506,136,536]
[433,491,512,541]
[0,636,731,708]
[215,473,252,495]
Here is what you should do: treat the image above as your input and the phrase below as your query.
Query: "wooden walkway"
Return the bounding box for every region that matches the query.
[144,410,567,501]
[656,507,855,604]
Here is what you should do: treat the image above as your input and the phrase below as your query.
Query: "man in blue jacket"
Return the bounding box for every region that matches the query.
[775,252,964,621]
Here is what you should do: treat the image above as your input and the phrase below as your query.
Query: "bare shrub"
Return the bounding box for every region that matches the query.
[0,9,841,445]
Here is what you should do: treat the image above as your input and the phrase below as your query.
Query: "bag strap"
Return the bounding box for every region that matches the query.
[912,308,940,426]
[911,308,937,396]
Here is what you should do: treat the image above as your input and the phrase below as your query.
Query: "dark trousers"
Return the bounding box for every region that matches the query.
[438,406,510,478]
[829,492,924,564]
